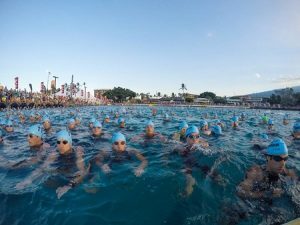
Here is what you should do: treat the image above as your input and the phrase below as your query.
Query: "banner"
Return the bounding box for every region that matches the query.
[15,77,19,90]
[51,80,56,89]
[41,82,45,93]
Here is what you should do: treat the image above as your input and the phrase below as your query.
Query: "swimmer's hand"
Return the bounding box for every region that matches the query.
[134,167,144,177]
[16,179,32,190]
[56,185,72,199]
[101,164,111,174]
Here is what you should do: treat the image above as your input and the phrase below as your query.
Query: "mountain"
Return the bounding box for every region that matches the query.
[249,85,300,98]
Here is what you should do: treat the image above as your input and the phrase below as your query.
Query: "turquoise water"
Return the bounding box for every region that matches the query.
[0,106,299,225]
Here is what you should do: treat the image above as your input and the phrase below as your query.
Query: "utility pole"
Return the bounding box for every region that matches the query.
[53,75,59,96]
[47,72,51,94]
[70,74,74,99]
[83,82,86,100]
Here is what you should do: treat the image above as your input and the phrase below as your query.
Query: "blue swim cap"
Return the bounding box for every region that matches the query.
[266,138,288,156]
[293,122,300,132]
[111,132,126,143]
[118,117,125,124]
[57,130,72,145]
[199,120,208,128]
[215,119,221,124]
[68,118,75,125]
[232,116,239,122]
[105,115,110,119]
[93,121,102,128]
[28,124,43,139]
[89,117,96,124]
[43,116,50,122]
[268,119,274,125]
[212,125,222,135]
[179,121,188,130]
[185,125,199,137]
[5,120,13,127]
[146,120,154,127]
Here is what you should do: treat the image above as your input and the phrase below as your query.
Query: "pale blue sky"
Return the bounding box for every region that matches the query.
[0,0,300,96]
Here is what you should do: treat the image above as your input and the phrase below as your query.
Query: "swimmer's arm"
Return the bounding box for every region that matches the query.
[131,149,148,170]
[237,179,263,199]
[15,152,57,190]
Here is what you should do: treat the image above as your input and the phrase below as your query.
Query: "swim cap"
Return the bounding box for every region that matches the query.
[199,120,208,128]
[111,132,126,143]
[268,119,274,125]
[293,122,300,132]
[262,115,269,122]
[215,119,221,124]
[179,121,188,130]
[43,116,50,122]
[93,121,102,128]
[5,120,13,127]
[89,117,96,124]
[146,120,154,127]
[68,118,75,125]
[185,125,199,137]
[28,124,43,139]
[57,130,72,145]
[212,125,222,135]
[118,117,125,124]
[105,115,110,119]
[266,138,288,156]
[232,116,239,122]
[164,113,169,118]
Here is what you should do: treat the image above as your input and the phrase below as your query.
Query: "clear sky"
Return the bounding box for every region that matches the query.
[0,0,300,96]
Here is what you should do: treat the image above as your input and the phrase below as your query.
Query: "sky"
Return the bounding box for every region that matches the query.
[0,0,300,96]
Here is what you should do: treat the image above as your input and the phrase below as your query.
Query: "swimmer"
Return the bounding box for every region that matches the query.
[89,117,97,129]
[211,125,222,136]
[172,121,188,142]
[103,115,110,123]
[131,120,167,143]
[267,119,274,131]
[42,116,51,131]
[237,138,297,199]
[92,132,148,177]
[283,114,289,125]
[16,130,89,199]
[292,122,300,139]
[232,116,239,128]
[199,120,211,136]
[117,117,126,128]
[68,118,76,130]
[4,120,14,133]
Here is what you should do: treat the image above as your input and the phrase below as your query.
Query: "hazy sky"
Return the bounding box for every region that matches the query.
[1,0,300,96]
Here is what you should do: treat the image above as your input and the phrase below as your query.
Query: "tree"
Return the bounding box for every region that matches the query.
[199,92,217,101]
[103,87,136,103]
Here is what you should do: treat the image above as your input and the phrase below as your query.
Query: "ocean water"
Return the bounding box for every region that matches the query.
[0,106,299,225]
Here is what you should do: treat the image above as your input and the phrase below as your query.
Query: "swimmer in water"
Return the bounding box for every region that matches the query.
[211,125,223,136]
[42,116,51,131]
[131,120,167,143]
[89,117,97,129]
[267,119,274,132]
[68,118,76,130]
[16,130,89,199]
[237,138,297,200]
[232,116,239,129]
[199,120,211,136]
[172,121,188,142]
[103,115,110,124]
[117,117,126,128]
[283,114,289,125]
[292,122,300,140]
[4,120,14,133]
[173,126,212,196]
[91,132,148,178]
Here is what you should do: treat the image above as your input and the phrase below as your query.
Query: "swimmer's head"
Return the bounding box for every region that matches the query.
[42,116,51,130]
[211,125,222,136]
[232,116,239,128]
[56,130,72,154]
[112,132,126,151]
[28,124,44,147]
[186,125,200,145]
[199,120,208,131]
[118,117,126,128]
[92,121,102,136]
[268,119,274,125]
[266,138,288,173]
[104,115,110,123]
[179,121,188,136]
[68,118,76,130]
[5,120,13,132]
[292,122,300,139]
[89,117,97,128]
[146,120,155,135]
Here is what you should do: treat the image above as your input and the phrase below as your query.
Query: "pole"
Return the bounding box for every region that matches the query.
[47,72,51,94]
